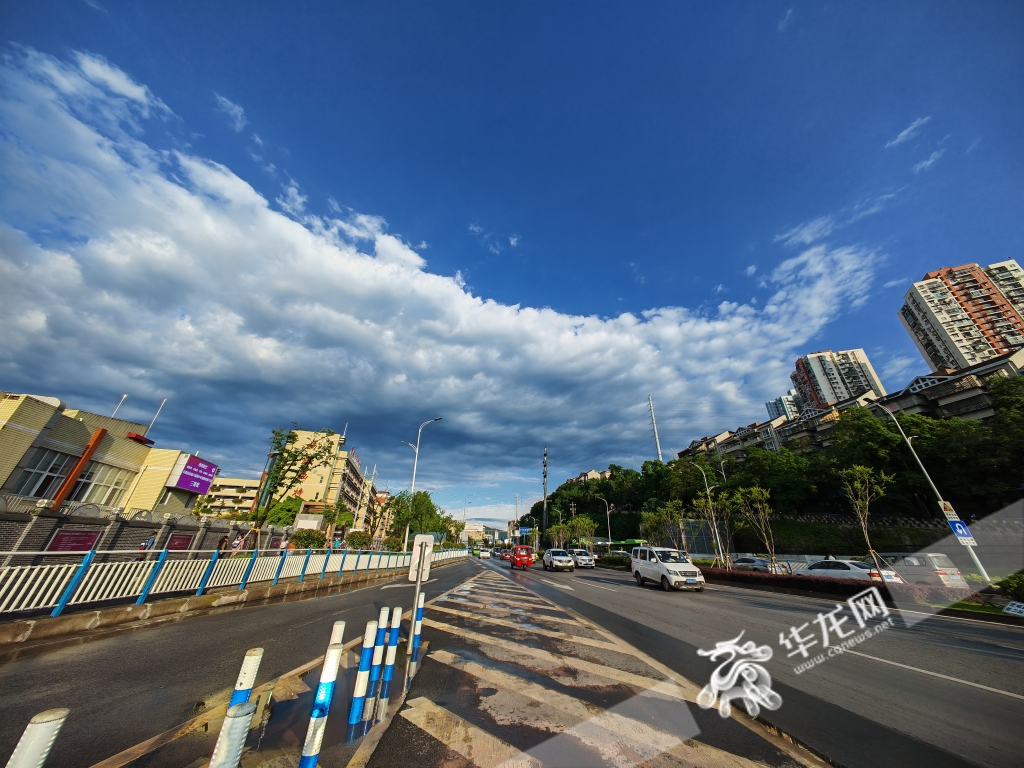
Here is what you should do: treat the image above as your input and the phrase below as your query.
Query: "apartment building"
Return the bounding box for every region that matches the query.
[899,259,1024,372]
[0,392,217,519]
[790,349,886,410]
[765,390,801,421]
[204,477,260,516]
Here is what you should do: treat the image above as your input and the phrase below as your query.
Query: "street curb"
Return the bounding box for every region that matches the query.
[703,577,1024,627]
[0,557,469,656]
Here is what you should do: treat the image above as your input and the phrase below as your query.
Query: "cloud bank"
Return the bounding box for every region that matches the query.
[0,47,881,490]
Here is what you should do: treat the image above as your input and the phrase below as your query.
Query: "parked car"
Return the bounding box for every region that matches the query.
[733,556,787,574]
[874,552,968,589]
[511,545,533,569]
[500,549,513,561]
[479,548,492,559]
[543,548,576,572]
[631,546,705,591]
[795,559,904,583]
[569,549,596,568]
[608,550,632,558]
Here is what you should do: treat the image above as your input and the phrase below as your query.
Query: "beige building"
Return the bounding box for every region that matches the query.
[203,477,260,516]
[0,392,218,518]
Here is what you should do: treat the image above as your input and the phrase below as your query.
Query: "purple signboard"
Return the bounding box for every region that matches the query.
[47,530,100,552]
[171,455,219,495]
[167,533,194,551]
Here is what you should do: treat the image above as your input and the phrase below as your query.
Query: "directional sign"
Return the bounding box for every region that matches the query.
[1004,601,1024,618]
[519,527,533,536]
[938,500,960,522]
[947,519,977,546]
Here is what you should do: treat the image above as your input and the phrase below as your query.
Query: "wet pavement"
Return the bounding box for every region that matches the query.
[367,568,824,768]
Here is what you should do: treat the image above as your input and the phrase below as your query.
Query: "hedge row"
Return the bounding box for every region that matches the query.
[700,567,983,606]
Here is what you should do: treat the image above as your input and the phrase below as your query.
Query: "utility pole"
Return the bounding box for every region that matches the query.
[648,395,663,462]
[542,447,548,535]
[569,501,576,517]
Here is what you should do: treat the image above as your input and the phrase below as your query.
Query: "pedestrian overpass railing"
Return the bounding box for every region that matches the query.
[0,547,468,617]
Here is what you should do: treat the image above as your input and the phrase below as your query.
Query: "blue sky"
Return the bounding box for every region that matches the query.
[1,2,1022,526]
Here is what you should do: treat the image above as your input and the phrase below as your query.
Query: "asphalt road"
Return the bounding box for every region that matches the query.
[482,559,1024,768]
[0,560,477,768]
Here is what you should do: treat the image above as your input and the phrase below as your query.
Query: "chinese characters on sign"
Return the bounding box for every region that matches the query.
[696,632,782,718]
[779,587,894,674]
[168,455,219,496]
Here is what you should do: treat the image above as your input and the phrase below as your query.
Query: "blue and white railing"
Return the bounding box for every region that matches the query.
[0,547,468,617]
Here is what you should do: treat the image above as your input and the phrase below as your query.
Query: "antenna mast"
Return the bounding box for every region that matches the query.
[648,395,663,462]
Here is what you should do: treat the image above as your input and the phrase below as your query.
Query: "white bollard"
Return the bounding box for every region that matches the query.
[5,709,69,768]
[375,606,403,721]
[298,643,345,768]
[361,607,390,734]
[209,702,256,768]
[330,620,346,646]
[346,621,378,741]
[229,648,264,707]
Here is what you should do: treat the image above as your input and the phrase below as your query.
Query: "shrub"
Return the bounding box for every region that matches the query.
[346,531,372,550]
[382,536,403,551]
[998,572,1024,601]
[289,529,326,549]
[598,554,631,568]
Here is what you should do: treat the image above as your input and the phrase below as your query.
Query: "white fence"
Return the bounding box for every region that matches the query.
[0,547,467,617]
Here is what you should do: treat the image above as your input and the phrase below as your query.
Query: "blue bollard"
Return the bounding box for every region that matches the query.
[272,547,288,586]
[228,647,264,707]
[136,548,169,605]
[346,621,377,741]
[407,591,425,689]
[238,547,260,591]
[51,550,96,618]
[319,546,332,581]
[196,550,220,596]
[361,607,390,735]
[298,548,313,583]
[375,606,403,722]
[353,550,362,573]
[298,642,345,768]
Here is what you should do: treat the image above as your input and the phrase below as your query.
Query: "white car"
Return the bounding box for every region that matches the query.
[479,548,491,559]
[569,549,596,568]
[631,546,705,591]
[543,548,576,572]
[796,559,903,583]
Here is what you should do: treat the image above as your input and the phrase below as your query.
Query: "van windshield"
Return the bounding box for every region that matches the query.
[653,550,689,563]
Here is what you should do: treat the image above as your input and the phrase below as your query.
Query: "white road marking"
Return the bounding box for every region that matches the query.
[571,578,618,592]
[379,578,437,589]
[536,578,574,590]
[843,650,1024,700]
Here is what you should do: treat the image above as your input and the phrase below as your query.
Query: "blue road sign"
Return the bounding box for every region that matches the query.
[948,519,977,546]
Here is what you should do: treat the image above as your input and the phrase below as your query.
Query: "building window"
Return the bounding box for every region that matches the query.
[11,448,77,499]
[69,461,137,507]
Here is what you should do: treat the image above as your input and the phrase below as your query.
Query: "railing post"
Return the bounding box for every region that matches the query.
[272,548,288,586]
[319,547,332,581]
[136,548,170,605]
[336,548,348,577]
[238,548,260,591]
[364,549,374,573]
[51,550,95,618]
[354,550,362,574]
[374,551,383,576]
[5,708,69,768]
[298,548,313,583]
[196,550,220,596]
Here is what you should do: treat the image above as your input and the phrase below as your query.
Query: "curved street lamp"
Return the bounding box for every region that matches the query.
[401,417,442,550]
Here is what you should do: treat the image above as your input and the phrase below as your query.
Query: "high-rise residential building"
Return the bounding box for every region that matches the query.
[790,349,886,410]
[765,390,801,421]
[898,260,1024,372]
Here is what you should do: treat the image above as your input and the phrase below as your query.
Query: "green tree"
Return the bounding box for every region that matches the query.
[547,524,569,548]
[734,486,778,567]
[839,464,894,574]
[346,530,372,549]
[266,495,303,526]
[567,515,597,545]
[258,425,337,518]
[289,529,326,549]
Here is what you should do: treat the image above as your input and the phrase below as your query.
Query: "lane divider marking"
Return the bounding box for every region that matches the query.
[842,650,1024,700]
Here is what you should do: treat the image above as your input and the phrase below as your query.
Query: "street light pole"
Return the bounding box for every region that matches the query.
[597,496,611,552]
[401,417,442,553]
[877,407,991,582]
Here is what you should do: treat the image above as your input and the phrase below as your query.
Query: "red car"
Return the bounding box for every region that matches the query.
[500,549,513,561]
[511,545,533,569]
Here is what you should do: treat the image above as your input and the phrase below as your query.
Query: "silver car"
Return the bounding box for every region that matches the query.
[543,548,575,572]
[569,549,596,568]
[733,556,787,574]
[875,552,969,589]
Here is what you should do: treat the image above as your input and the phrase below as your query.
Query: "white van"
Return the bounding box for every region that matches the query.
[631,546,705,592]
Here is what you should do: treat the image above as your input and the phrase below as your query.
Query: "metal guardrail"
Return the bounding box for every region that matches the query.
[0,547,468,617]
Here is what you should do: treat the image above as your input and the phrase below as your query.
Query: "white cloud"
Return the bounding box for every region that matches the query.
[776,215,835,247]
[880,355,922,386]
[214,93,247,132]
[886,116,931,148]
[745,265,757,276]
[0,49,883,487]
[713,283,726,294]
[777,9,793,32]
[509,235,519,247]
[776,191,897,248]
[252,133,263,147]
[883,278,907,289]
[468,223,483,234]
[912,149,945,174]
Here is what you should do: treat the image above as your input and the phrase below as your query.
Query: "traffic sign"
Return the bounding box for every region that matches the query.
[1004,601,1024,617]
[947,519,977,546]
[938,500,960,521]
[518,527,533,536]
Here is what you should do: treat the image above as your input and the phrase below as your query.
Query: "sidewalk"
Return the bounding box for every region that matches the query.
[364,569,826,768]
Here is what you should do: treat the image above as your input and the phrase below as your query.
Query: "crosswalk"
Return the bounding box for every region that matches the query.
[374,568,824,768]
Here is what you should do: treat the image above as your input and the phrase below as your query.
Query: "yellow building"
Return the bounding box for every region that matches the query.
[203,477,260,516]
[0,392,218,518]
